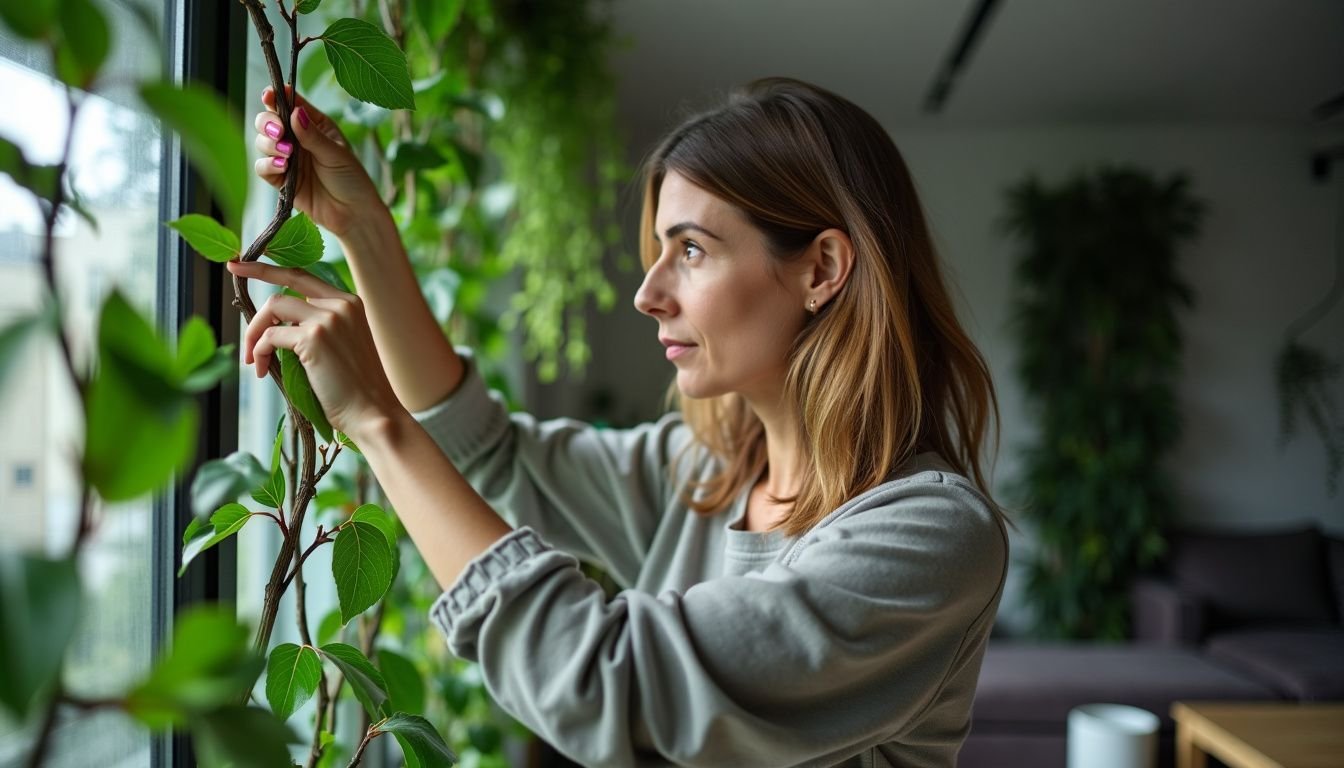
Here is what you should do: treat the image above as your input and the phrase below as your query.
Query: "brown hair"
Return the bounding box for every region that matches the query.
[640,78,1000,535]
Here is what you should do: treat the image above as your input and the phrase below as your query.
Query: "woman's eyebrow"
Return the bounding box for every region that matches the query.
[654,222,723,243]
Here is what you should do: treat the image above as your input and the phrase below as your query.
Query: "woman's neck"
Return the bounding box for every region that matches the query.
[746,391,804,499]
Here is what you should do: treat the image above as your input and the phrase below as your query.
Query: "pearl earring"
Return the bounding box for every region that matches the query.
[808,298,818,313]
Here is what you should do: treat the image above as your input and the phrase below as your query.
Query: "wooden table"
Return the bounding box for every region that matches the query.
[1172,701,1344,768]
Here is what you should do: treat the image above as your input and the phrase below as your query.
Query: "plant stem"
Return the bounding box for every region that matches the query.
[24,686,63,768]
[345,725,380,768]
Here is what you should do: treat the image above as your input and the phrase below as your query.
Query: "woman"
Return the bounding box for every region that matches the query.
[232,77,1009,768]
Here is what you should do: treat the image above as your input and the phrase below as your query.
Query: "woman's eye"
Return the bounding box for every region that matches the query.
[682,241,703,261]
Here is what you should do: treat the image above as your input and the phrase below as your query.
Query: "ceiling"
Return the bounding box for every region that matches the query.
[609,0,1344,139]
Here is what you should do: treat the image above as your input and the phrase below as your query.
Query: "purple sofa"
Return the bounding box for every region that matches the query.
[960,526,1344,768]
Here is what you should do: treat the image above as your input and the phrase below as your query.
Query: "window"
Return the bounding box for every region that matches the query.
[0,1,233,765]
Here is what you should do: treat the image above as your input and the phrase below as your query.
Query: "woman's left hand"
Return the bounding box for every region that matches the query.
[227,259,406,442]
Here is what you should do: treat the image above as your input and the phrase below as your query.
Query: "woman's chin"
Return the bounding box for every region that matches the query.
[674,373,720,401]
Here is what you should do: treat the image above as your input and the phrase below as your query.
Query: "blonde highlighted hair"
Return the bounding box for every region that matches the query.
[641,78,1000,536]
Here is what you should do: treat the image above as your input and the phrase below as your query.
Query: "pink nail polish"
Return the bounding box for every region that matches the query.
[276,140,293,155]
[265,121,282,139]
[272,156,287,169]
[297,107,310,130]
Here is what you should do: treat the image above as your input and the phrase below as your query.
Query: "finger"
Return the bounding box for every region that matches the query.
[262,84,316,114]
[254,110,287,142]
[254,133,295,160]
[254,155,288,184]
[242,293,325,366]
[227,259,351,301]
[253,324,306,379]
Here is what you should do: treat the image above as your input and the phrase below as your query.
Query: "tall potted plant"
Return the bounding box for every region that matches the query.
[1003,166,1204,640]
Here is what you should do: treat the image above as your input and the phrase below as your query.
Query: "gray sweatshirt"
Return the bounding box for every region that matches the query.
[415,354,1009,768]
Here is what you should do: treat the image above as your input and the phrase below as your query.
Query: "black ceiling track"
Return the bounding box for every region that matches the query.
[923,0,1003,115]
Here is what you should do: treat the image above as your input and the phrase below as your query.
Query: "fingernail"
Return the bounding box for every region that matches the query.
[297,107,310,130]
[272,156,287,169]
[276,140,293,156]
[262,86,271,100]
[265,121,282,139]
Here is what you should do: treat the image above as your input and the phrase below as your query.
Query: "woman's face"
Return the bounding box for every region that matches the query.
[634,171,809,402]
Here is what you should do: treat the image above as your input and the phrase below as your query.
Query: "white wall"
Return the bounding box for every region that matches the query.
[529,122,1344,542]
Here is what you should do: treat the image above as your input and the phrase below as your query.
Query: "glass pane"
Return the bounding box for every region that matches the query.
[0,4,164,766]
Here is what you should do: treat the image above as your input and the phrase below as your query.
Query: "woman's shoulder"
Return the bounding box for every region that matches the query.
[784,452,1007,564]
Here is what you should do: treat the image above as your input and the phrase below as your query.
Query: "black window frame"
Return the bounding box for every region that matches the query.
[153,1,246,765]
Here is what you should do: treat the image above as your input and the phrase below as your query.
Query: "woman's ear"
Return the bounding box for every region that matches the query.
[801,228,854,313]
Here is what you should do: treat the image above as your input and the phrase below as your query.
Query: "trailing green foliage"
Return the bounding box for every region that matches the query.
[1004,166,1204,640]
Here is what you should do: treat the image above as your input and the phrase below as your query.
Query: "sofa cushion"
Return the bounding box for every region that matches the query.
[1204,628,1344,701]
[972,643,1279,730]
[1169,528,1335,630]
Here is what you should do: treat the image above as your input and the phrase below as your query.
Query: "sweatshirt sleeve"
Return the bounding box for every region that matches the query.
[410,350,694,587]
[429,474,1009,768]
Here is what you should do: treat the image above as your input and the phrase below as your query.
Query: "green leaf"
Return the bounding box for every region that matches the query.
[141,82,249,230]
[167,214,240,262]
[191,451,268,518]
[0,306,55,398]
[351,504,395,546]
[388,140,446,176]
[175,316,216,376]
[0,0,58,39]
[333,521,394,624]
[0,555,81,718]
[295,0,321,13]
[265,212,324,268]
[53,0,109,88]
[180,344,236,393]
[318,642,388,718]
[381,713,457,767]
[316,608,343,646]
[305,260,352,292]
[191,705,300,768]
[181,515,210,547]
[298,45,333,93]
[126,607,261,729]
[321,18,416,111]
[265,643,322,721]
[414,0,463,39]
[84,291,198,502]
[278,348,334,443]
[0,137,61,201]
[377,649,425,716]
[336,431,362,455]
[178,503,252,577]
[252,417,286,508]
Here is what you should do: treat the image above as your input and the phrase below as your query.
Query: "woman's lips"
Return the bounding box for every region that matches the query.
[665,343,695,361]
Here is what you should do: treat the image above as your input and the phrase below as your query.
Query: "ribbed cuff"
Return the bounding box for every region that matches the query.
[410,347,510,466]
[430,527,552,637]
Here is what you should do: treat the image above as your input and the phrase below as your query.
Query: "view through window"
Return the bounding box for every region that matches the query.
[0,6,165,766]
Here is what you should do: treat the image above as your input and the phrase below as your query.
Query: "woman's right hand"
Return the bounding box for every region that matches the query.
[254,86,383,238]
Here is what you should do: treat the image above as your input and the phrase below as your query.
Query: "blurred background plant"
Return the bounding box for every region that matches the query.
[1003,166,1204,640]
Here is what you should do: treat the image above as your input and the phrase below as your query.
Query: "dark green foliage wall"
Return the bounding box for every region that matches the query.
[1004,166,1205,640]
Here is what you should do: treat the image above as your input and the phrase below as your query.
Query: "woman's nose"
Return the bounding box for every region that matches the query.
[634,259,675,317]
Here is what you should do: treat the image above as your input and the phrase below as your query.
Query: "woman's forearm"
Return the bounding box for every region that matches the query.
[356,411,512,590]
[338,211,465,412]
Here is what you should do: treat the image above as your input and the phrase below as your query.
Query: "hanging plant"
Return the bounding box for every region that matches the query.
[1274,180,1343,495]
[1003,166,1204,640]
